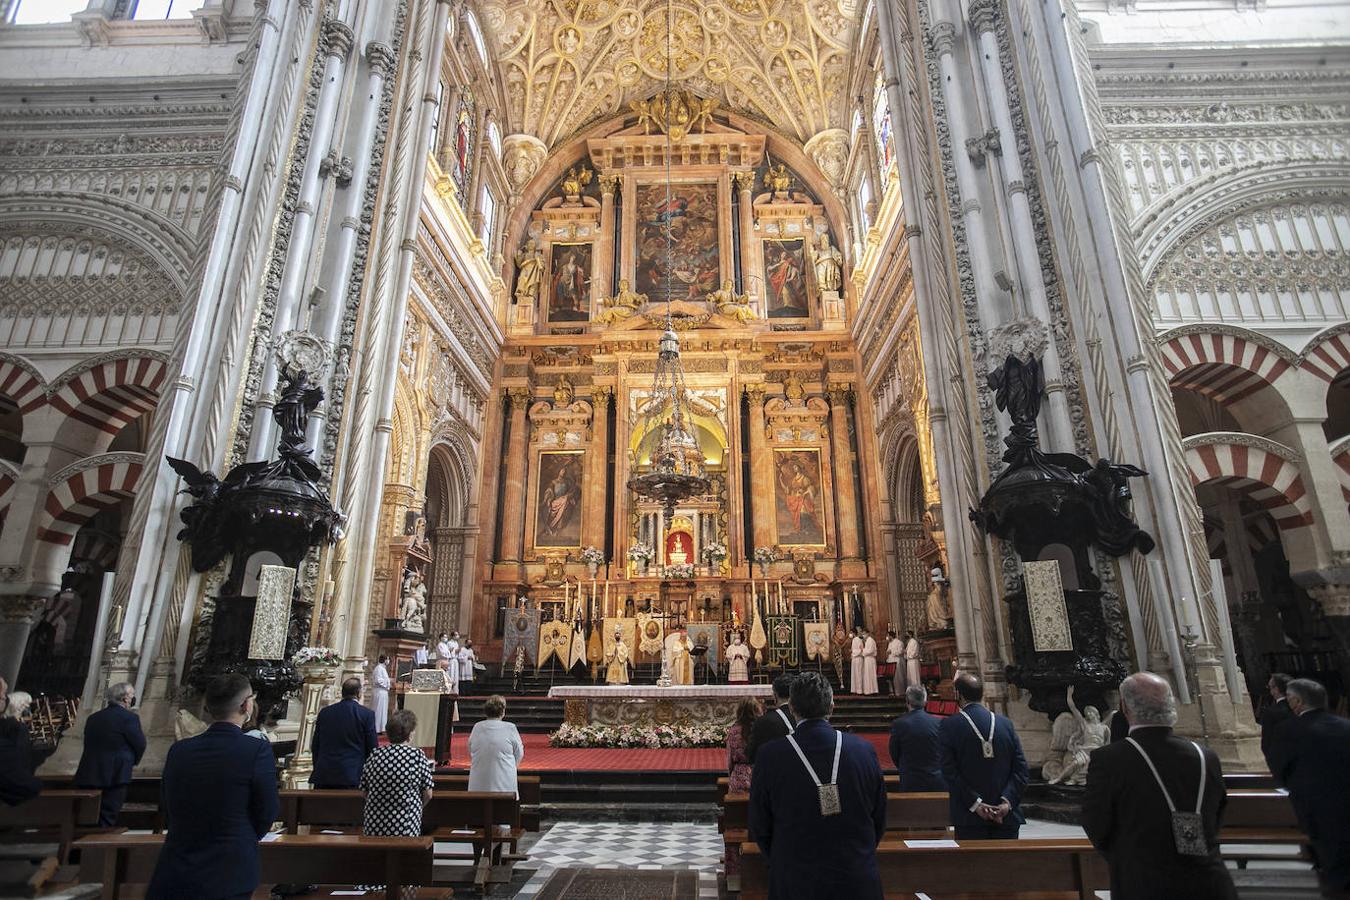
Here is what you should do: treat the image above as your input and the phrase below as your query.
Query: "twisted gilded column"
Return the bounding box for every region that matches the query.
[498,387,533,564]
[828,387,860,559]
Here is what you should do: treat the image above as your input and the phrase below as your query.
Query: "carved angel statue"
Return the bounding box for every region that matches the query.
[595,278,648,325]
[561,165,592,200]
[1047,685,1109,786]
[814,232,843,293]
[399,568,428,633]
[706,278,755,323]
[1082,459,1156,556]
[513,238,545,307]
[767,163,792,197]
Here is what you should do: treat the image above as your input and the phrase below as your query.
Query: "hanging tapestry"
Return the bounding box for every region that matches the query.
[500,608,540,674]
[637,612,665,655]
[803,622,831,662]
[766,614,799,668]
[1023,560,1073,652]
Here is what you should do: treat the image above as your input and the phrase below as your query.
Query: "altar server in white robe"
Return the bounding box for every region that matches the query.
[371,654,391,733]
[849,628,865,694]
[458,640,476,684]
[859,628,880,695]
[886,630,905,696]
[726,632,751,684]
[904,630,922,693]
[436,632,454,663]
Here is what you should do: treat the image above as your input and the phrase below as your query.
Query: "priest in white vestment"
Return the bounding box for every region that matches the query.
[726,633,751,684]
[605,631,630,684]
[859,628,879,695]
[886,630,905,696]
[458,640,476,684]
[666,628,694,685]
[849,628,865,694]
[371,654,391,732]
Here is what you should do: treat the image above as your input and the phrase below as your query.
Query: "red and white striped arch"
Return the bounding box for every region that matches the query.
[0,354,46,416]
[1185,439,1313,531]
[48,354,168,436]
[1332,438,1350,505]
[35,456,144,546]
[1160,330,1293,405]
[1301,328,1350,384]
[0,461,17,527]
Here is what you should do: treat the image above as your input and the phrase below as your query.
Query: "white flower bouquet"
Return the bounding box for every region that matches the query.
[627,543,655,564]
[664,562,696,579]
[291,646,341,667]
[580,546,606,567]
[548,722,728,749]
[701,542,728,563]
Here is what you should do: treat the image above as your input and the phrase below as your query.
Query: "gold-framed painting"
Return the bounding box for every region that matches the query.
[547,242,592,322]
[634,180,720,303]
[773,447,826,546]
[763,238,809,318]
[533,450,584,548]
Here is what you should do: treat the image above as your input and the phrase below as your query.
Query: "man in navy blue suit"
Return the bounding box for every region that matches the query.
[750,671,887,899]
[74,681,146,825]
[888,684,946,792]
[310,676,377,789]
[938,673,1028,839]
[1276,678,1350,894]
[147,673,279,900]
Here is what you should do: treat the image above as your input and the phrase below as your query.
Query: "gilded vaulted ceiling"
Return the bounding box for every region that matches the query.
[478,0,863,148]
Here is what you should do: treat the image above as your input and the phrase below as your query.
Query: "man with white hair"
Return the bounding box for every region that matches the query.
[75,681,146,826]
[1082,672,1235,899]
[1275,677,1350,895]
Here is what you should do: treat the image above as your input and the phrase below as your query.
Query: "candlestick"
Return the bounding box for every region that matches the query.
[604,581,610,619]
[778,580,784,615]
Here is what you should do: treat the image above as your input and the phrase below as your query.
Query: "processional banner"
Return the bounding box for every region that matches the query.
[802,622,831,662]
[766,614,799,668]
[685,624,721,672]
[500,608,540,674]
[637,613,665,655]
[537,619,572,668]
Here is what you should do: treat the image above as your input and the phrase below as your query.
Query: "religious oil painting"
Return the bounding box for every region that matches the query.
[635,181,720,302]
[773,448,825,546]
[534,451,583,548]
[763,239,809,318]
[547,242,593,322]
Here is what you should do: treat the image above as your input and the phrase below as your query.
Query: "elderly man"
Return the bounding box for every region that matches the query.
[1082,672,1235,899]
[889,684,946,792]
[1276,678,1350,895]
[75,682,146,825]
[750,671,887,898]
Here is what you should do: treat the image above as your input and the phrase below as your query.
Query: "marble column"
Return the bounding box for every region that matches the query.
[0,595,45,688]
[596,175,619,305]
[498,388,532,564]
[584,388,612,551]
[732,171,763,309]
[828,387,861,559]
[746,389,774,553]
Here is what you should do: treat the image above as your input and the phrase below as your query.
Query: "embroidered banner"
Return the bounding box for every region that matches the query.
[500,608,541,673]
[686,623,722,672]
[803,622,831,661]
[766,614,799,668]
[247,564,295,660]
[1024,560,1073,652]
[537,619,573,668]
[637,612,665,655]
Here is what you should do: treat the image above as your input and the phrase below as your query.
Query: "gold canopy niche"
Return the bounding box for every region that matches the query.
[471,94,885,660]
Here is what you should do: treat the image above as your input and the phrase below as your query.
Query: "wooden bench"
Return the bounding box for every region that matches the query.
[1219,789,1308,868]
[740,837,1109,900]
[433,774,542,831]
[0,790,102,863]
[718,773,903,800]
[40,777,164,833]
[74,832,438,900]
[1224,773,1278,790]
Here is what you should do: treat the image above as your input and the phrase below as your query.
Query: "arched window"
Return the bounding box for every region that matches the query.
[464,10,488,67]
[872,69,894,183]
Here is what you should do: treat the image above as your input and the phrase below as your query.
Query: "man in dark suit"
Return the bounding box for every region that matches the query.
[1259,672,1293,775]
[74,681,146,825]
[750,671,886,899]
[747,673,796,764]
[889,684,946,791]
[1277,678,1350,895]
[310,676,377,789]
[1082,671,1236,899]
[147,673,279,900]
[937,673,1028,839]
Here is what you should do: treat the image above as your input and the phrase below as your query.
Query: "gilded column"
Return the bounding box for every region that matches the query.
[498,387,533,564]
[746,388,774,553]
[596,175,619,308]
[732,171,763,309]
[584,388,612,551]
[828,386,861,558]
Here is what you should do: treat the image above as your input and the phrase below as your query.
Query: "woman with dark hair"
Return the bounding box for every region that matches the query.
[360,709,433,897]
[725,697,761,879]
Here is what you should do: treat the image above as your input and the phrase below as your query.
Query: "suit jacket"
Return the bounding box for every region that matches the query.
[1276,709,1350,862]
[75,703,146,788]
[749,718,887,899]
[1081,726,1235,899]
[310,698,377,788]
[147,722,279,900]
[1258,697,1294,776]
[937,703,1028,830]
[888,709,946,792]
[0,721,41,807]
[747,703,795,766]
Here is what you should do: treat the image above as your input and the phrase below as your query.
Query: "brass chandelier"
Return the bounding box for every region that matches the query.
[625,0,710,525]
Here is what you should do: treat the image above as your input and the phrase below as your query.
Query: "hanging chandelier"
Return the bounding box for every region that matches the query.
[626,0,710,525]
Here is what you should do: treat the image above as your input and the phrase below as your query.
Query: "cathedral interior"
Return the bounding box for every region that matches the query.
[0,0,1347,783]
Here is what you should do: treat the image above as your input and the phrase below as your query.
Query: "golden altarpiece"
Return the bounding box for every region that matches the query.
[464,95,890,664]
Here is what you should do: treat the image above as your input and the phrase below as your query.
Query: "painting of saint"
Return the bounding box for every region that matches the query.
[763,239,809,318]
[547,243,592,322]
[535,452,583,547]
[635,181,720,302]
[774,449,825,546]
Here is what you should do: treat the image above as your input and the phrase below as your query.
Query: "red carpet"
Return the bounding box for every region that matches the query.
[439,731,894,772]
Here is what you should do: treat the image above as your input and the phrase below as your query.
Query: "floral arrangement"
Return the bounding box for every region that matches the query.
[292,646,341,667]
[664,562,695,579]
[548,722,728,749]
[627,542,655,564]
[753,547,776,565]
[580,546,606,567]
[700,542,728,563]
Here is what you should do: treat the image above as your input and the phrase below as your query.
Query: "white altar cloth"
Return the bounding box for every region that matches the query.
[548,684,774,699]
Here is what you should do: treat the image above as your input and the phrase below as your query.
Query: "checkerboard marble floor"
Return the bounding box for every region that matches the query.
[513,821,722,898]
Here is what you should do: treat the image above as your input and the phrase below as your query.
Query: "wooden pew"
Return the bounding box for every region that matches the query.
[718,774,902,800]
[1224,773,1278,790]
[74,832,436,900]
[0,790,102,863]
[740,838,1109,900]
[433,774,542,831]
[1220,789,1308,868]
[39,777,163,832]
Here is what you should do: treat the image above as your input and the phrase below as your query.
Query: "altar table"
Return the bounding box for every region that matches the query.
[548,684,774,727]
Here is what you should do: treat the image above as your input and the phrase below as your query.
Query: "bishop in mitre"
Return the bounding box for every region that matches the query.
[605,630,631,685]
[665,626,694,686]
